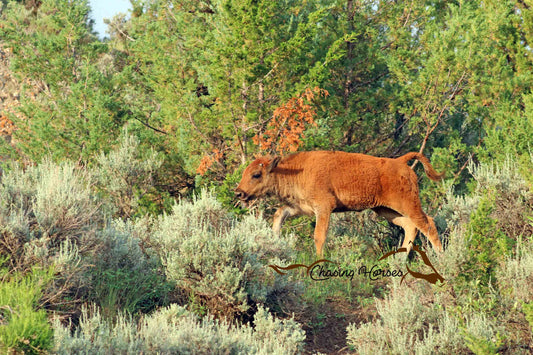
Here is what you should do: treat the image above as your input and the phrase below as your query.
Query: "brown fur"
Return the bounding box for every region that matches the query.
[235,151,444,256]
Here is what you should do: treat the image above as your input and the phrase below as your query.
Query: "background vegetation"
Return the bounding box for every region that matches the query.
[0,0,532,353]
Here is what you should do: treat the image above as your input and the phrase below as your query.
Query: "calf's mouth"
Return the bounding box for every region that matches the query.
[234,189,255,203]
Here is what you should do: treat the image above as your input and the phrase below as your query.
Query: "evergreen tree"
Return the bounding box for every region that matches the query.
[0,0,126,162]
[0,0,531,190]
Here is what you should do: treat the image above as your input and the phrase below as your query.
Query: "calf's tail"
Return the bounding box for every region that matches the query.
[397,152,445,181]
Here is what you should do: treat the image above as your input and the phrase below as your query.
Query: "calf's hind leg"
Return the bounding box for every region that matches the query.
[409,213,443,253]
[373,207,418,254]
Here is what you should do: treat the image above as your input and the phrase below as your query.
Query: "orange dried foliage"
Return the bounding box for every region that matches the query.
[253,87,328,155]
[0,114,14,135]
[196,148,224,176]
[196,87,327,175]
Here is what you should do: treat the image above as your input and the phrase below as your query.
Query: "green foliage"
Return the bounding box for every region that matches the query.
[94,132,167,218]
[438,157,532,296]
[0,266,54,354]
[523,302,533,332]
[497,236,533,304]
[460,196,510,286]
[463,332,502,355]
[151,189,297,316]
[53,304,305,354]
[209,163,247,215]
[2,0,532,189]
[346,281,502,354]
[127,0,324,176]
[0,159,101,271]
[87,219,172,318]
[0,0,125,162]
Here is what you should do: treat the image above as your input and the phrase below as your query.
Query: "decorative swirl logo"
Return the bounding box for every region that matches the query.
[268,243,444,285]
[378,243,445,285]
[268,259,336,276]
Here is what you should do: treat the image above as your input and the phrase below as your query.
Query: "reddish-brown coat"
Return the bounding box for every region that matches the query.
[235,151,444,256]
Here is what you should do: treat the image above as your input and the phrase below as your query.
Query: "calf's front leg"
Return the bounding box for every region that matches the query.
[272,206,300,236]
[313,209,332,257]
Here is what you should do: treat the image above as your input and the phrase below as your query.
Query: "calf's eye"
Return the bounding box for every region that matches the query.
[252,172,262,179]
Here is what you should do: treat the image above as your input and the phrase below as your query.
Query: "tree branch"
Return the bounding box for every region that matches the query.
[132,116,168,135]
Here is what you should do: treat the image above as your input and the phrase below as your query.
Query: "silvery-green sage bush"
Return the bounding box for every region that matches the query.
[151,189,298,316]
[53,304,305,355]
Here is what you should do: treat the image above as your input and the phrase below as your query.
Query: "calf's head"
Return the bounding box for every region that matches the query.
[235,156,281,203]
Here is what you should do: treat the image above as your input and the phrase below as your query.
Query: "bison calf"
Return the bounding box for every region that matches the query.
[235,151,444,256]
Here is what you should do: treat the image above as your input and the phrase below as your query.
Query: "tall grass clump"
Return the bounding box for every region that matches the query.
[53,304,305,354]
[0,265,54,354]
[151,189,298,317]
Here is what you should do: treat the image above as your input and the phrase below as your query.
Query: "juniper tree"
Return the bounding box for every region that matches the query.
[0,0,126,162]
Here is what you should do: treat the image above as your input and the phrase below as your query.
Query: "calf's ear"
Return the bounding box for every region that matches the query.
[267,156,281,173]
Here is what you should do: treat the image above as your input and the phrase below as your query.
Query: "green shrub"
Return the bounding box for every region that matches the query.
[438,156,532,240]
[0,159,101,270]
[346,281,503,354]
[0,156,170,320]
[94,132,166,218]
[53,304,142,354]
[88,218,171,318]
[462,333,500,355]
[462,315,504,355]
[436,156,531,297]
[151,189,297,317]
[0,266,54,354]
[140,305,306,354]
[53,304,305,354]
[0,160,103,317]
[497,236,533,304]
[207,164,248,215]
[473,159,533,242]
[32,160,100,240]
[459,196,511,287]
[523,302,533,332]
[347,282,439,354]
